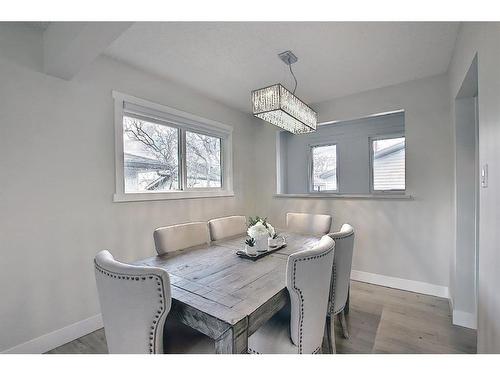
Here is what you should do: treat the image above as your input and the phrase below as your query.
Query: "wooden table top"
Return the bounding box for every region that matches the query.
[134,231,321,327]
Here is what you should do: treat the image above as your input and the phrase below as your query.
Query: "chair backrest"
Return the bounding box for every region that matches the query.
[94,250,172,354]
[286,212,332,235]
[286,235,335,354]
[208,215,247,241]
[328,224,355,314]
[153,222,209,255]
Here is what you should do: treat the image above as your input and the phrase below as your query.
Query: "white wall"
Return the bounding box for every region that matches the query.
[0,52,256,351]
[452,96,477,328]
[0,23,43,72]
[254,73,454,290]
[449,22,500,353]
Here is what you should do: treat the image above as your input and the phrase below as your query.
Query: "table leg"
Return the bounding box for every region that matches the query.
[215,319,248,354]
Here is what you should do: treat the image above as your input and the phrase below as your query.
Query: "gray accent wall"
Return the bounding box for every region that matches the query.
[279,112,404,194]
[453,96,477,324]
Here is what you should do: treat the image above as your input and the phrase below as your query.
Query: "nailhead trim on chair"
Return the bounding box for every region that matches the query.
[291,247,333,354]
[94,261,167,354]
[328,262,337,316]
[327,231,354,316]
[248,247,330,355]
[247,346,321,354]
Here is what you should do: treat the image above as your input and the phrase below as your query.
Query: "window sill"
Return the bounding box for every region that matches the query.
[274,193,413,200]
[113,190,235,203]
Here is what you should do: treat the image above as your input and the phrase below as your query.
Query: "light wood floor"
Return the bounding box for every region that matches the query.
[46,281,476,354]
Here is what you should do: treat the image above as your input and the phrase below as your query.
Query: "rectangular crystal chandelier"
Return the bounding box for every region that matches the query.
[252,84,317,134]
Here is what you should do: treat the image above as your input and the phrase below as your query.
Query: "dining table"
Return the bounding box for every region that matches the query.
[133,231,322,354]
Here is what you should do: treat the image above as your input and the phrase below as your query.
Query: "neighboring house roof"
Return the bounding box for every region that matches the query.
[188,172,221,182]
[124,153,167,170]
[124,153,220,185]
[374,142,404,159]
[145,175,171,190]
[319,168,337,179]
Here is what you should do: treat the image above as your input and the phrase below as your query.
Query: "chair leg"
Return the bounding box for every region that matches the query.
[326,315,336,353]
[322,320,331,354]
[338,310,350,339]
[325,316,331,353]
[344,286,350,315]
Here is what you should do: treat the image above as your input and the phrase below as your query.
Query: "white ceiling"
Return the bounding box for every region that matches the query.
[105,22,460,113]
[19,21,50,30]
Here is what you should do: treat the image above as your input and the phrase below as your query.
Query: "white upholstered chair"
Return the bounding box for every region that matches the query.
[247,235,335,354]
[94,250,213,354]
[326,224,355,353]
[208,215,247,241]
[153,222,210,255]
[286,212,332,235]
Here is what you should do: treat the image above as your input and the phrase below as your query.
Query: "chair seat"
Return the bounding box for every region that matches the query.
[248,306,300,354]
[163,317,214,354]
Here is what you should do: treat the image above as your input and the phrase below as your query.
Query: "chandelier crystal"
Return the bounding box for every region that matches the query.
[251,51,317,135]
[252,84,317,134]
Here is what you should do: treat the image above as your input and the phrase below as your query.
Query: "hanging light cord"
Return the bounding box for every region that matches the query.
[288,58,298,94]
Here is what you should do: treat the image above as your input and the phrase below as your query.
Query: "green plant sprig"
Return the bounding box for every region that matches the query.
[245,237,256,247]
[248,216,269,228]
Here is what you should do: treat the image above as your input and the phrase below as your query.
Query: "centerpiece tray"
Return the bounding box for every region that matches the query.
[236,243,287,261]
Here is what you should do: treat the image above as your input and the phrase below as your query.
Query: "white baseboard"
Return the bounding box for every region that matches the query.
[351,270,450,299]
[452,309,477,329]
[1,314,103,354]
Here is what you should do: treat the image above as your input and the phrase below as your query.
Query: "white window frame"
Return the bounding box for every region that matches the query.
[369,134,406,194]
[113,91,234,202]
[308,142,339,193]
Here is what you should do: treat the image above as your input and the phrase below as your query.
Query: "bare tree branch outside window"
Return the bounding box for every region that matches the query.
[312,144,337,191]
[122,116,222,192]
[123,116,179,192]
[186,131,221,188]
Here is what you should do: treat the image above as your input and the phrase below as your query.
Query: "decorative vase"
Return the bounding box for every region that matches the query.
[255,235,269,252]
[245,245,257,256]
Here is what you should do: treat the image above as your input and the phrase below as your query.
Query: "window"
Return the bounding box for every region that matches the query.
[186,131,222,188]
[371,136,406,192]
[276,111,406,196]
[123,116,179,192]
[311,144,337,192]
[113,92,233,202]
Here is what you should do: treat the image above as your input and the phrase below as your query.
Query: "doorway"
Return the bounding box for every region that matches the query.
[452,54,478,329]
